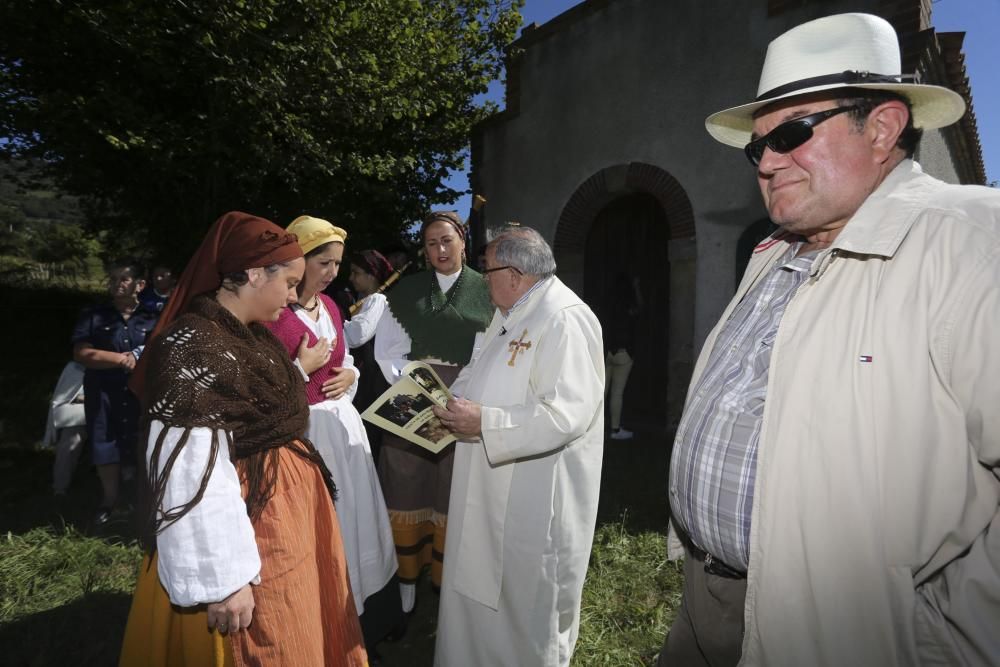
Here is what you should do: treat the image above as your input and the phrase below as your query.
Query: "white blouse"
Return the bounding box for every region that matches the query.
[342,292,387,349]
[374,271,460,383]
[149,420,261,607]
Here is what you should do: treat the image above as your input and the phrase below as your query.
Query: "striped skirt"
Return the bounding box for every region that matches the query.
[375,363,460,588]
[120,446,368,666]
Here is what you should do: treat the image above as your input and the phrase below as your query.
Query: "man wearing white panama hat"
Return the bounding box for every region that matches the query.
[662,12,1000,667]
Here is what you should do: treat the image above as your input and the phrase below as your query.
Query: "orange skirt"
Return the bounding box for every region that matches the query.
[118,553,232,667]
[120,446,367,666]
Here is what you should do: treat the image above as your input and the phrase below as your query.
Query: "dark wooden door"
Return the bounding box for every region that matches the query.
[583,193,670,427]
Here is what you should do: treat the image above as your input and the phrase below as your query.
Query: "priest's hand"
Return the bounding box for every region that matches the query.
[434,398,482,439]
[207,583,255,634]
[321,367,356,400]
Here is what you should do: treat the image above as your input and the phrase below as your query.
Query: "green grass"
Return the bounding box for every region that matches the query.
[574,519,682,666]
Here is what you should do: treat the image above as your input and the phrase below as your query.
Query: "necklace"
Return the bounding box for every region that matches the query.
[299,297,321,312]
[428,268,464,313]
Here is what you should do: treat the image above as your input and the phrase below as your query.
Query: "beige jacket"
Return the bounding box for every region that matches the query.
[687,161,1000,666]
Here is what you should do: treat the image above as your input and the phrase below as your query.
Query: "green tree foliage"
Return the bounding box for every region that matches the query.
[0,0,522,264]
[0,160,104,285]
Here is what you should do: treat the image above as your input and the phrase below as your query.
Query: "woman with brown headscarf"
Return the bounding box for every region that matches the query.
[119,212,366,667]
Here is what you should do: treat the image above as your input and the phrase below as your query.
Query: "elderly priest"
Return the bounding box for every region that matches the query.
[431,226,605,667]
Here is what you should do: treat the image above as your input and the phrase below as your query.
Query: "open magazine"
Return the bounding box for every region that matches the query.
[361,361,456,454]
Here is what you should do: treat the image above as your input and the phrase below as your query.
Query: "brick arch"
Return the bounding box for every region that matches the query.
[553,162,695,255]
[552,161,696,428]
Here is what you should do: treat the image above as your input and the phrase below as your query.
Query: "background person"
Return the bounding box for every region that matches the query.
[119,211,366,666]
[602,271,642,440]
[346,249,396,465]
[381,245,411,274]
[138,264,176,313]
[663,13,1000,666]
[42,360,87,496]
[432,227,604,667]
[71,258,157,525]
[373,210,493,615]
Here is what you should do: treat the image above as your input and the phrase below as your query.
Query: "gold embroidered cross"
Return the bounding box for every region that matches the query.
[507,329,532,367]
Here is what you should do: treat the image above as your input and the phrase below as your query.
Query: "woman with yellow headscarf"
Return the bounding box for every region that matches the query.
[265,215,402,658]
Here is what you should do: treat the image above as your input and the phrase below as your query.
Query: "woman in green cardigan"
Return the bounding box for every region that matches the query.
[373,210,493,617]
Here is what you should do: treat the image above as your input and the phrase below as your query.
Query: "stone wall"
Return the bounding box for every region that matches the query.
[471,0,983,424]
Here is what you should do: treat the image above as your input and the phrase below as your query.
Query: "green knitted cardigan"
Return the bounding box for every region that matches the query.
[386,265,493,365]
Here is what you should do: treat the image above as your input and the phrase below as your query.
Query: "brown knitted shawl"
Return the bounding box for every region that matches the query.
[139,295,336,549]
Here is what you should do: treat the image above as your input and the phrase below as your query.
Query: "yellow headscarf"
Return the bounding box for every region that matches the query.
[287,215,348,255]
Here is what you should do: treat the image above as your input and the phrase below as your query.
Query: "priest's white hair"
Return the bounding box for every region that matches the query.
[491,226,557,278]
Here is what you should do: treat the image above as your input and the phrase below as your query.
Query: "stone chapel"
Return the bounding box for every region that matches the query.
[469,0,986,427]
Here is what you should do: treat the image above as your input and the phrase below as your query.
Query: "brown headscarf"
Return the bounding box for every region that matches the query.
[130,211,301,399]
[133,212,336,549]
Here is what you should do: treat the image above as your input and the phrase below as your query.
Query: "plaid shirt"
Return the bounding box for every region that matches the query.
[669,243,816,571]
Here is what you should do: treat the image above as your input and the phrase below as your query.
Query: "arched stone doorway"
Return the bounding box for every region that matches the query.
[553,162,696,430]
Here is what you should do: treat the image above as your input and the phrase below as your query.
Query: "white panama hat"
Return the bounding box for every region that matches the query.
[705,13,967,148]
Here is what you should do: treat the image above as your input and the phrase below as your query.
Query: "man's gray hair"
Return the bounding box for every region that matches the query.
[491,226,557,278]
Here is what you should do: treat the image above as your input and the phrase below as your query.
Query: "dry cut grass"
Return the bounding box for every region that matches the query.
[0,527,142,665]
[0,508,683,666]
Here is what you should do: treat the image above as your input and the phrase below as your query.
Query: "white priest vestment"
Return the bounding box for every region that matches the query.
[434,276,604,667]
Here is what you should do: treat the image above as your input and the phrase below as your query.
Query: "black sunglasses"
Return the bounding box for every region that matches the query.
[744,105,859,166]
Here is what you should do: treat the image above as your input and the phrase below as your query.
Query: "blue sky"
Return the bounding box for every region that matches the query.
[443,0,999,214]
[931,0,998,183]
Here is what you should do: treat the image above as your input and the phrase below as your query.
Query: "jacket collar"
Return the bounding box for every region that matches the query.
[750,160,927,281]
[797,159,926,279]
[828,159,925,259]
